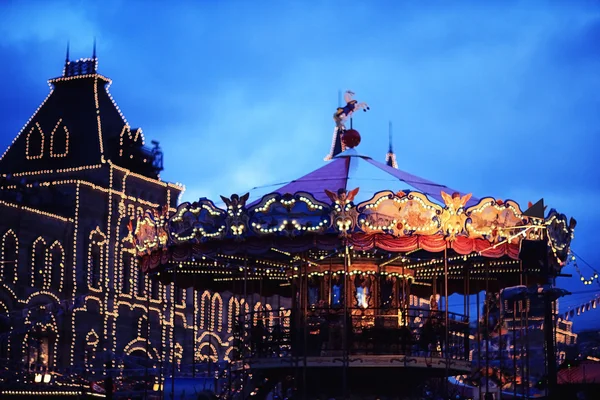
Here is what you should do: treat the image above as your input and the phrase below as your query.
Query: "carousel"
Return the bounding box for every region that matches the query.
[134,92,576,399]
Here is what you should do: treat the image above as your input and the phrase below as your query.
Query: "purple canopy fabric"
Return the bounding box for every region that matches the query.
[250,157,350,205]
[364,157,479,206]
[250,148,478,206]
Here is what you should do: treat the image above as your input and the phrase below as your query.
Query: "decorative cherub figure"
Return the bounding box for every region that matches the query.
[440,191,472,239]
[325,187,360,236]
[220,193,250,210]
[324,187,360,205]
[220,193,250,238]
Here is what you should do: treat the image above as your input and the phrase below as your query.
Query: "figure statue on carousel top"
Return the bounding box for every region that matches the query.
[333,90,370,131]
[325,90,370,160]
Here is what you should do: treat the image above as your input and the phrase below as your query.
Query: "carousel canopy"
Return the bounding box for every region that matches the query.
[132,108,576,296]
[256,147,479,207]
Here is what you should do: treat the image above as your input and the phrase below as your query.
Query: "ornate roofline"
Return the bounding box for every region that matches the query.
[48,73,111,85]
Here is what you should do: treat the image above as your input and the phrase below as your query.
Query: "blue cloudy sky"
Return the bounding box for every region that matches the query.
[1,1,599,329]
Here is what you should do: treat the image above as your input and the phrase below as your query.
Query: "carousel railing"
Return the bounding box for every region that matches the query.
[232,307,471,363]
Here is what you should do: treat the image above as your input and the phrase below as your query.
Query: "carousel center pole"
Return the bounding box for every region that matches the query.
[342,242,350,400]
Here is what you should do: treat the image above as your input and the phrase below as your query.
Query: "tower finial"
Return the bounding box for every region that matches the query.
[63,41,70,76]
[92,37,97,59]
[385,120,398,168]
[388,121,393,152]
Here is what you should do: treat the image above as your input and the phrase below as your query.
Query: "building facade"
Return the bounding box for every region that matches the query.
[0,54,277,390]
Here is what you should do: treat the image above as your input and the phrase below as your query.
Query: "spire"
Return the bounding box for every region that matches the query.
[385,121,398,168]
[62,39,98,78]
[64,42,70,74]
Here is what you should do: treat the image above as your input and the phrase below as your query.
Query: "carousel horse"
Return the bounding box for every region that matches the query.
[333,90,370,131]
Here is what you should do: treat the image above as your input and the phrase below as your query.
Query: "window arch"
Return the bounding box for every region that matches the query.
[136,267,146,297]
[211,294,223,332]
[151,280,160,300]
[265,303,274,329]
[200,291,211,330]
[253,302,263,327]
[174,285,183,304]
[0,302,10,359]
[138,316,149,337]
[25,123,44,160]
[87,229,106,289]
[31,237,46,287]
[228,297,241,333]
[49,119,69,157]
[46,241,64,291]
[121,250,133,295]
[85,330,99,374]
[25,323,57,371]
[1,230,18,284]
[174,343,183,371]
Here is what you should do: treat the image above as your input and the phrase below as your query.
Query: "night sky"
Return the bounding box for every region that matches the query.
[1,1,599,331]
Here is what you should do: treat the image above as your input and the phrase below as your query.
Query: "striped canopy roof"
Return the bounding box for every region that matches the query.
[249,148,478,207]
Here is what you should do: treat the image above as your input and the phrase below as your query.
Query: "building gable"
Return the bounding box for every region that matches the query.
[0,56,163,179]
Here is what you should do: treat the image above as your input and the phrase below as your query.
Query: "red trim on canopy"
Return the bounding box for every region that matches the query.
[140,233,521,273]
[349,233,519,258]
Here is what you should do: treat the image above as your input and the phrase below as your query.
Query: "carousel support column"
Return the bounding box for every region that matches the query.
[400,263,404,326]
[291,264,299,394]
[328,259,333,307]
[525,267,530,399]
[465,262,470,360]
[485,262,490,397]
[525,296,530,400]
[171,266,176,400]
[302,257,308,400]
[513,302,517,399]
[158,275,164,400]
[498,295,504,400]
[444,245,450,397]
[406,267,411,327]
[401,262,408,327]
[520,299,526,399]
[477,291,482,400]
